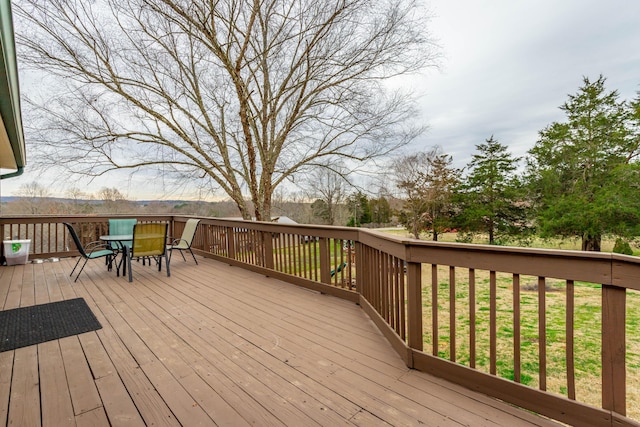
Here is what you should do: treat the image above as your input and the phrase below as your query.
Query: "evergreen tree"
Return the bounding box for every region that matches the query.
[346,192,371,227]
[311,199,331,224]
[526,75,640,251]
[457,136,526,244]
[424,152,460,241]
[369,197,392,226]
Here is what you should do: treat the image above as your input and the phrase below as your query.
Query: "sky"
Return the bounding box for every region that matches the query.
[2,0,640,200]
[409,0,640,169]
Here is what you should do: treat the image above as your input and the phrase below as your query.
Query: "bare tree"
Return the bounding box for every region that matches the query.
[12,181,51,214]
[66,187,88,202]
[96,187,133,214]
[16,0,438,220]
[393,146,458,240]
[304,166,347,225]
[66,187,95,214]
[393,151,431,238]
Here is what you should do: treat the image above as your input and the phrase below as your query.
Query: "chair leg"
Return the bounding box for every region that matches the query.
[116,253,125,277]
[69,256,83,279]
[165,253,171,277]
[73,258,90,283]
[126,248,133,282]
[188,248,198,265]
[106,252,118,271]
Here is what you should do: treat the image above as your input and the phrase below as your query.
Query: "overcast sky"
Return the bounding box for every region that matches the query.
[2,0,640,200]
[410,0,640,169]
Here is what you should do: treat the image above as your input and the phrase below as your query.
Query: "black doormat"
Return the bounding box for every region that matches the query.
[0,298,102,352]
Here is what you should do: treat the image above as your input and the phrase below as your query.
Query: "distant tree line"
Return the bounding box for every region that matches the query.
[3,184,242,218]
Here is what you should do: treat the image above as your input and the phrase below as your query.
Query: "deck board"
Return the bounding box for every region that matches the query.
[0,256,561,426]
[5,265,22,309]
[74,406,110,427]
[9,345,40,426]
[59,336,102,416]
[0,351,13,426]
[39,340,75,427]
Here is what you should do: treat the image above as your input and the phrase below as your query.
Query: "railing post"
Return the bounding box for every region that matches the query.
[201,223,209,253]
[319,237,331,284]
[406,261,423,352]
[355,242,364,294]
[263,231,274,269]
[169,217,176,243]
[602,284,626,415]
[227,227,236,259]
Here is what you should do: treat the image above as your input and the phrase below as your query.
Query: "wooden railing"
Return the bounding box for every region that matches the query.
[2,214,639,427]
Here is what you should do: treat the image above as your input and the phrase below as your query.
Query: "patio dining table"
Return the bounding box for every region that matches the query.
[99,234,132,276]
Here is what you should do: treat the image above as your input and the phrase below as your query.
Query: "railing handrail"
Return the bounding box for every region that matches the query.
[360,229,640,289]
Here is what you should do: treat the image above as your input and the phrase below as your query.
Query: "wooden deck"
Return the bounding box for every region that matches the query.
[0,255,561,426]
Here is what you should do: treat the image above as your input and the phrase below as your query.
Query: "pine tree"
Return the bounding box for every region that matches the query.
[527,75,640,251]
[457,136,525,244]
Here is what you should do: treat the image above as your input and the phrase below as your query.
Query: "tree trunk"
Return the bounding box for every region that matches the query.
[230,189,252,220]
[582,234,602,251]
[412,223,420,239]
[254,187,272,222]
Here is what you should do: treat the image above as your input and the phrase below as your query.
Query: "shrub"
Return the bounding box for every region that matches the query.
[613,238,633,255]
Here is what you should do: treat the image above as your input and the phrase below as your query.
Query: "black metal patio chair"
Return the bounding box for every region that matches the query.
[64,222,116,282]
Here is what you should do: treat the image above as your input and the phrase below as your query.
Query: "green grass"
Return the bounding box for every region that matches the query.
[418,266,640,421]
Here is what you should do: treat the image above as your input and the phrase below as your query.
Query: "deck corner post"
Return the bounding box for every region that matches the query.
[407,261,423,353]
[602,284,626,416]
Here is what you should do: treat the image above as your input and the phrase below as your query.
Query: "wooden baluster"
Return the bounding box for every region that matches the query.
[490,271,497,375]
[432,264,438,356]
[469,268,476,369]
[399,258,406,341]
[450,266,456,362]
[566,280,575,400]
[382,252,389,322]
[538,276,547,391]
[513,273,521,383]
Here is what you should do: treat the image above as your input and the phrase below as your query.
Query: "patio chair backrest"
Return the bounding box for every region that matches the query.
[109,218,137,247]
[131,223,168,258]
[179,219,200,246]
[63,223,89,258]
